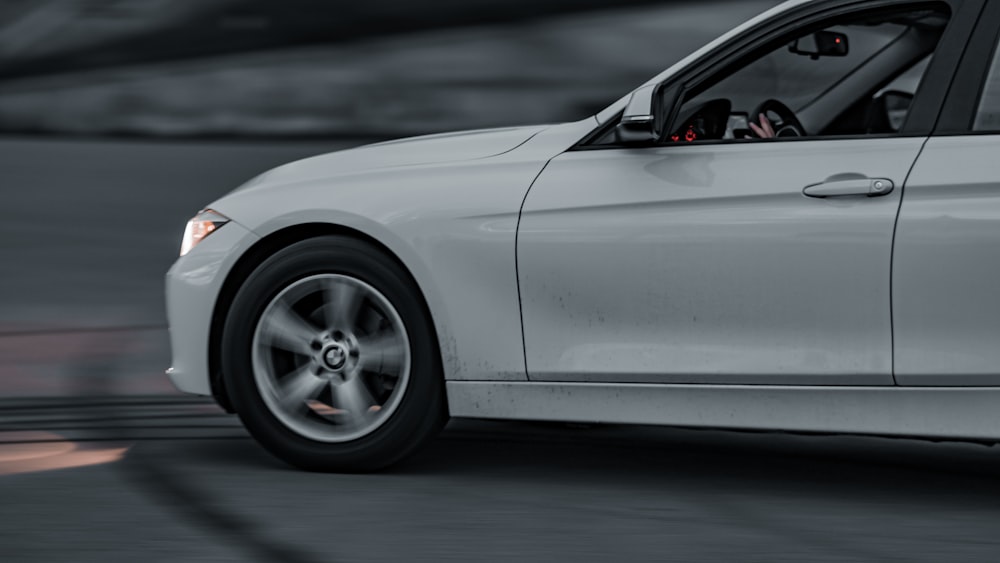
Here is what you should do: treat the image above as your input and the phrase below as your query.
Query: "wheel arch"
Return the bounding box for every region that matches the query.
[207,222,445,413]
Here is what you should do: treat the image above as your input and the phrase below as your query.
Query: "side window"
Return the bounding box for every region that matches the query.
[666,6,950,144]
[973,39,1000,131]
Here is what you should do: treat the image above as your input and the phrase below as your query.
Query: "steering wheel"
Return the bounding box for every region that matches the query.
[750,99,807,138]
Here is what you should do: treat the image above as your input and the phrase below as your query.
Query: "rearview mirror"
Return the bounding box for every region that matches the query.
[789,31,849,59]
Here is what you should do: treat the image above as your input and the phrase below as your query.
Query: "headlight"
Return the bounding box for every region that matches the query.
[179,209,230,257]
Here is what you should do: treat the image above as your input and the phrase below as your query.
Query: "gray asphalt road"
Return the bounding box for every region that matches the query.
[2,400,1000,563]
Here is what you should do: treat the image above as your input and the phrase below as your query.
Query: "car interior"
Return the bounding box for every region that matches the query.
[593,5,952,146]
[674,7,951,142]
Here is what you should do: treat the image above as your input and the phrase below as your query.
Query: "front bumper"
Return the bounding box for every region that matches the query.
[165,220,259,396]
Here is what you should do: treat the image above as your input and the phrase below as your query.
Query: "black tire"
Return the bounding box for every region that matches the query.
[221,235,447,472]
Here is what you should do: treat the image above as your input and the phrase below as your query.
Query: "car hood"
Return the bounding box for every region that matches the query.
[237,125,550,191]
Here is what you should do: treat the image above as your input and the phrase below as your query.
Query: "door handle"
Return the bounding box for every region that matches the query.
[803,178,894,198]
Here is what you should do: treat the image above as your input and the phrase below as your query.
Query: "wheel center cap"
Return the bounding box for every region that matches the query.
[322,344,348,370]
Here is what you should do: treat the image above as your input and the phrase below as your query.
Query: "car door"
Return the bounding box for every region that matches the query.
[517,0,978,386]
[893,0,1000,385]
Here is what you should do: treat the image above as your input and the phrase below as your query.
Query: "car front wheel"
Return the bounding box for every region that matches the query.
[221,235,447,472]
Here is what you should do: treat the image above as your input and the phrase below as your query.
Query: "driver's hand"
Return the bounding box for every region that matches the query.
[748,113,776,139]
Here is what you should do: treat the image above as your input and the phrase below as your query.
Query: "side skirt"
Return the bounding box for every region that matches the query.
[446,381,1000,441]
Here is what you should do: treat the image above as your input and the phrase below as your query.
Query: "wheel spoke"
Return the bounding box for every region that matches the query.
[355,305,383,336]
[276,365,326,412]
[323,279,364,332]
[261,301,318,356]
[357,331,407,374]
[331,377,376,420]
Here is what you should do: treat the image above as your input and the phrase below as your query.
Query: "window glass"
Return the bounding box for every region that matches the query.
[973,42,1000,131]
[667,7,950,143]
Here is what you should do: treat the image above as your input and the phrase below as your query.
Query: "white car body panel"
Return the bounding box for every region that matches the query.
[237,125,552,189]
[893,135,1000,386]
[518,138,923,385]
[165,119,597,393]
[166,220,259,395]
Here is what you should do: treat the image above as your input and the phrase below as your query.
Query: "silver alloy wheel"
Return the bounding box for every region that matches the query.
[251,274,411,443]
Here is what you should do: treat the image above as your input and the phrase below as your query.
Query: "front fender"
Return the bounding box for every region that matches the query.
[209,119,596,383]
[214,161,533,383]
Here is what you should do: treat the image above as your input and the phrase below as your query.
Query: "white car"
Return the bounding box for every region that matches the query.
[167,0,1000,471]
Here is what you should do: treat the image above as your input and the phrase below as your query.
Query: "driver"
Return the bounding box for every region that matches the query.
[748,113,777,139]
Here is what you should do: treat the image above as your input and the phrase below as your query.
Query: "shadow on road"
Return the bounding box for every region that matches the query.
[178,419,1000,506]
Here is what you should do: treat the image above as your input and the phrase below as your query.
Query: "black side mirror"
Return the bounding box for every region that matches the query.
[615,84,659,145]
[790,31,849,60]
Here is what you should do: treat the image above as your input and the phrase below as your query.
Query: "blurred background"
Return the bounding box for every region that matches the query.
[0,0,779,137]
[10,4,1000,563]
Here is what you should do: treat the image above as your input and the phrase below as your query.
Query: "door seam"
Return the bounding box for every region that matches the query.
[890,136,931,386]
[514,158,555,383]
